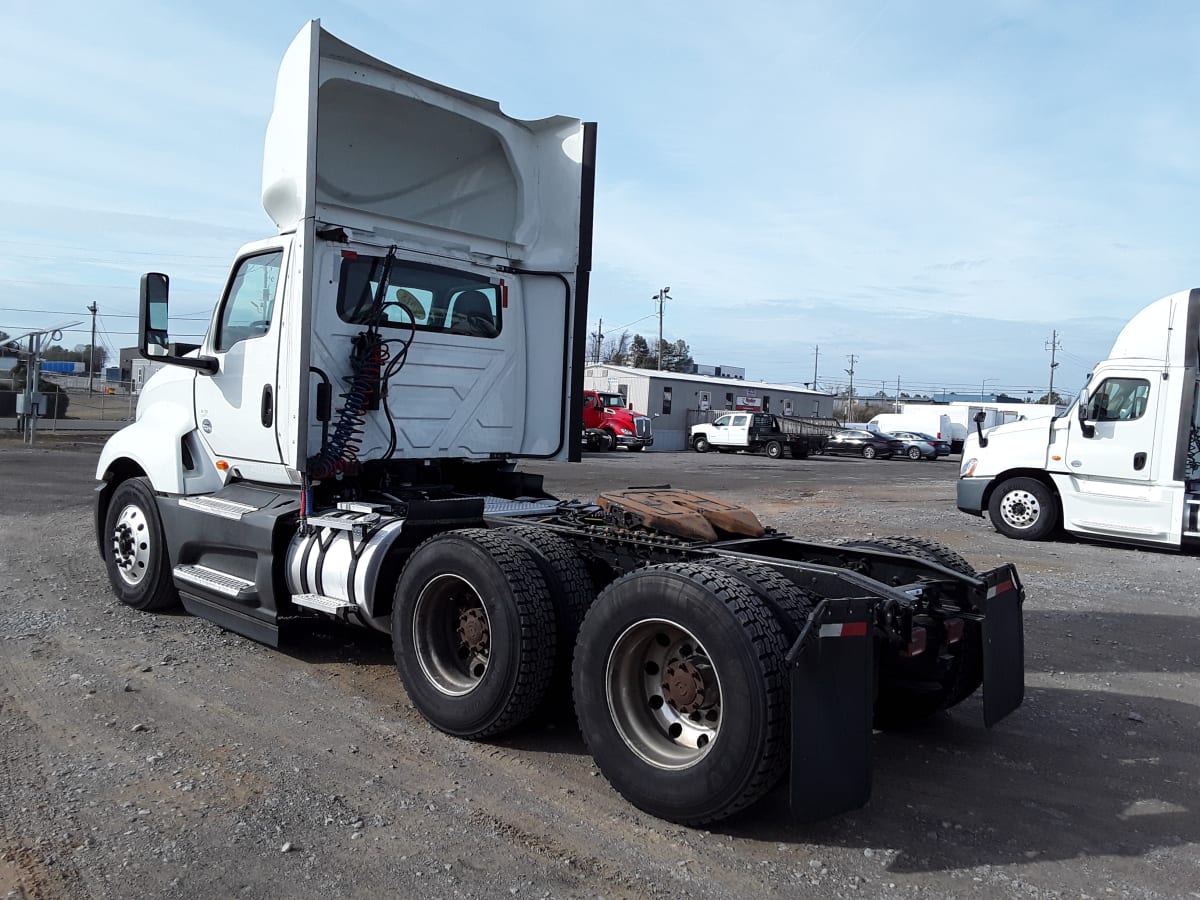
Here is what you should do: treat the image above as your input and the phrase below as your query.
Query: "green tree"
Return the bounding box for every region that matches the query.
[628,334,652,368]
[1038,391,1063,405]
[654,338,693,372]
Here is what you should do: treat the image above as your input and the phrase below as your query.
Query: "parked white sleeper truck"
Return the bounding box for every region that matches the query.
[958,289,1200,546]
[95,20,1026,826]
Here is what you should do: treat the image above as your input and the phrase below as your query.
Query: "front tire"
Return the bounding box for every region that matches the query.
[693,436,710,453]
[573,563,788,825]
[988,477,1058,540]
[600,430,617,451]
[103,477,179,611]
[393,529,556,738]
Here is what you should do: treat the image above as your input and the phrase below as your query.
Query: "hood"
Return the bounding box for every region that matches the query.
[262,20,588,271]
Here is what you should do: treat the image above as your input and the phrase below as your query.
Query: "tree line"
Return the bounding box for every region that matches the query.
[590,330,694,372]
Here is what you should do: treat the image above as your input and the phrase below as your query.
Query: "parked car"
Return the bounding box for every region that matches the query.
[889,430,951,458]
[822,429,906,459]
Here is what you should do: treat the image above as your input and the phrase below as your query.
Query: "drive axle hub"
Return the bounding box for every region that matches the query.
[458,607,490,654]
[662,659,707,715]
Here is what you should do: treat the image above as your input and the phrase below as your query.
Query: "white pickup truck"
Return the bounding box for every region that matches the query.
[690,412,836,459]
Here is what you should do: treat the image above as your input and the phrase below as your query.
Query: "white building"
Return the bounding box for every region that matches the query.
[585,364,834,451]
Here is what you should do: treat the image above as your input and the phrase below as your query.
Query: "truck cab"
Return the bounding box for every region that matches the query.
[958,289,1200,547]
[581,389,653,450]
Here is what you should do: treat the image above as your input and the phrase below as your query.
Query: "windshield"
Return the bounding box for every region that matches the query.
[597,393,625,409]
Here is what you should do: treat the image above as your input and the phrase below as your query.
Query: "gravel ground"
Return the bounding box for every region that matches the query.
[0,441,1197,899]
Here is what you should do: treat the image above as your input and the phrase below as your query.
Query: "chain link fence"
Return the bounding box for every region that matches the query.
[1,378,137,427]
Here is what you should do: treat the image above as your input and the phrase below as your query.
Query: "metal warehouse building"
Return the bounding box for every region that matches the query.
[584,364,834,451]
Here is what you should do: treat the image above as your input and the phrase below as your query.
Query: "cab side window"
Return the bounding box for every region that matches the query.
[1088,378,1151,422]
[713,415,731,427]
[215,251,283,352]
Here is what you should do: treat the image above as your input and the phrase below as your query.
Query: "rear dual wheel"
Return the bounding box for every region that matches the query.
[393,529,557,738]
[573,563,790,825]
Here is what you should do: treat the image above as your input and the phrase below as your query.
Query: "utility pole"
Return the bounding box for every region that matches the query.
[895,375,901,412]
[592,317,603,364]
[812,344,819,390]
[87,302,98,393]
[1045,329,1061,401]
[844,354,858,422]
[653,286,671,370]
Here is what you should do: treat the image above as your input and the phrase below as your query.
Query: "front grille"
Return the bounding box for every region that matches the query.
[634,417,651,438]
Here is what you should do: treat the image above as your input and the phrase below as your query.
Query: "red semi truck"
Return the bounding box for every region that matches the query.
[582,389,654,451]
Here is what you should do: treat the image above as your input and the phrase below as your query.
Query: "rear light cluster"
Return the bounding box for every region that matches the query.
[901,618,964,658]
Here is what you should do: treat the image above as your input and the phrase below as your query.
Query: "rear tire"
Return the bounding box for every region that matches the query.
[393,529,556,738]
[765,440,783,459]
[498,525,594,703]
[906,446,921,460]
[703,556,816,641]
[573,563,788,825]
[988,477,1058,540]
[103,477,180,611]
[862,446,877,459]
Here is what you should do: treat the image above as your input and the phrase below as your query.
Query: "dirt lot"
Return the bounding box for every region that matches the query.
[1,443,1197,899]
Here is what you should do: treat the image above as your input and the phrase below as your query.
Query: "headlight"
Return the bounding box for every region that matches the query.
[618,428,632,435]
[960,458,978,477]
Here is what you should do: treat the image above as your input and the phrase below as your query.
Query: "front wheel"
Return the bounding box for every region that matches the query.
[600,430,618,451]
[862,446,877,459]
[627,444,645,452]
[573,563,788,825]
[988,477,1058,540]
[693,436,710,453]
[103,477,179,611]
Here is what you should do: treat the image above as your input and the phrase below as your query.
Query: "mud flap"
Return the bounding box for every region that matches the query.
[787,597,875,823]
[980,564,1025,727]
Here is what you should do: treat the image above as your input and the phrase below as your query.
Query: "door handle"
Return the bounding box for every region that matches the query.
[260,385,273,427]
[1133,451,1146,471]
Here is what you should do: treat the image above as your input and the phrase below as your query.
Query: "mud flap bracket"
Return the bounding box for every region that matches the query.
[787,597,875,823]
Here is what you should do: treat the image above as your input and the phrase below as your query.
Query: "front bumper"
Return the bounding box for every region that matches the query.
[957,477,988,515]
[615,434,653,447]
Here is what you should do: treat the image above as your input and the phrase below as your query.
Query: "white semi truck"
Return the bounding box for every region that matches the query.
[95,20,1026,826]
[958,289,1200,546]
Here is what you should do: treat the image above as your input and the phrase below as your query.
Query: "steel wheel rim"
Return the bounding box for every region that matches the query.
[413,573,492,696]
[999,489,1041,530]
[605,618,722,770]
[111,503,151,586]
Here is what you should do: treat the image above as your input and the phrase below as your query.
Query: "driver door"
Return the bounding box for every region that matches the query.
[194,243,289,464]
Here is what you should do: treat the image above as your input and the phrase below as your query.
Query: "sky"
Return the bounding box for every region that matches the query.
[2,0,1199,402]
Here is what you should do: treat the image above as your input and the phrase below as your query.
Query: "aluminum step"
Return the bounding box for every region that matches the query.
[291,593,356,616]
[179,495,259,521]
[173,564,257,601]
[482,497,562,517]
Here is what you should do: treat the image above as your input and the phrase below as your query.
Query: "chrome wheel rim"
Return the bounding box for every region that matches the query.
[605,619,722,770]
[111,503,151,586]
[413,574,491,696]
[999,489,1041,530]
